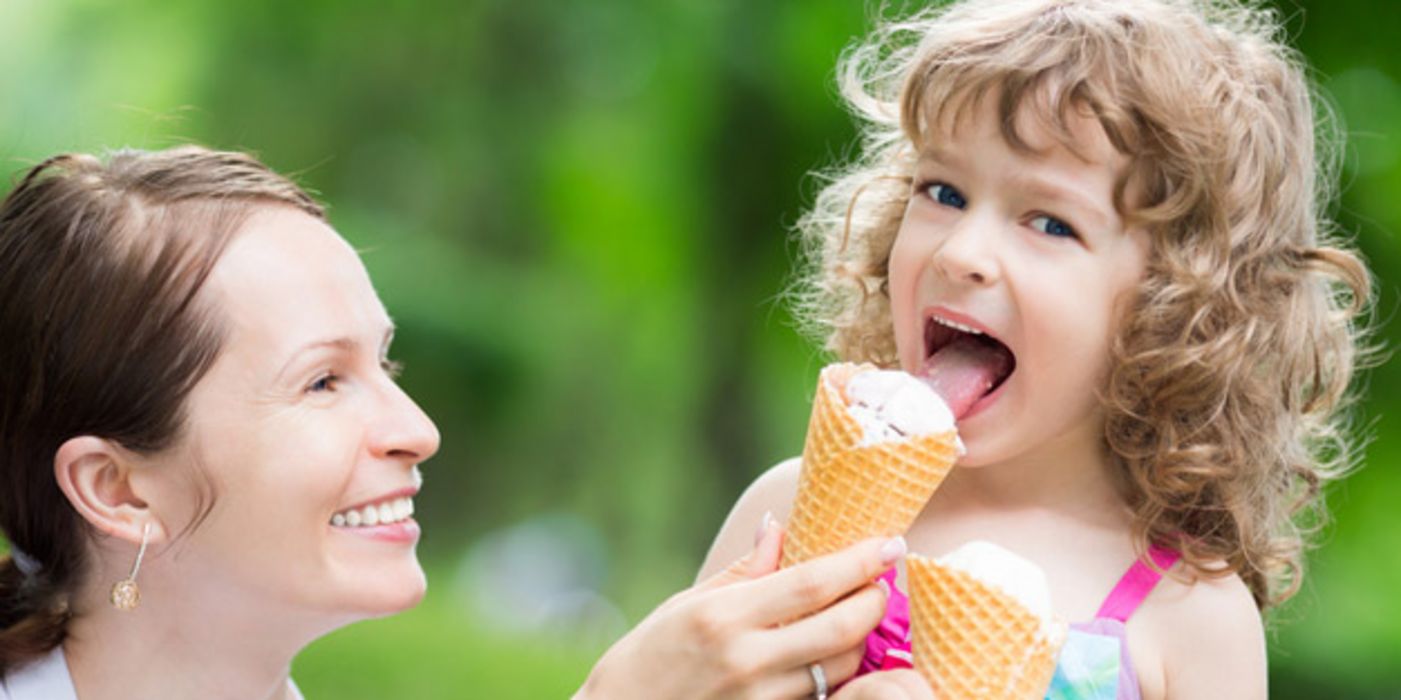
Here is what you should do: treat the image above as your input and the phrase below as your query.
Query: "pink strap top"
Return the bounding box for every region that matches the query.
[856,545,1181,700]
[1095,545,1180,621]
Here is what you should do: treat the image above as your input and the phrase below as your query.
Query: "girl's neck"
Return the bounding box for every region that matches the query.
[61,571,325,700]
[933,423,1129,518]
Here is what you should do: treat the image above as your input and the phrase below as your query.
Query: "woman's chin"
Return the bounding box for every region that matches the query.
[318,559,428,619]
[362,566,429,617]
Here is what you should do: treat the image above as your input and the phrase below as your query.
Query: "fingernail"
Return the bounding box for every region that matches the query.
[753,511,773,546]
[876,577,891,598]
[879,536,907,566]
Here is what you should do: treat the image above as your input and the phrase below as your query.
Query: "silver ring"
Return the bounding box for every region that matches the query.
[809,662,828,700]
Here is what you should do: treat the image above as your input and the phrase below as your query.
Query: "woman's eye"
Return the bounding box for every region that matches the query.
[1030,214,1077,239]
[382,359,404,379]
[308,374,340,393]
[926,182,967,209]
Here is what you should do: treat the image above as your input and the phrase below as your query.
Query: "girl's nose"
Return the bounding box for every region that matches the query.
[368,383,441,465]
[933,215,999,286]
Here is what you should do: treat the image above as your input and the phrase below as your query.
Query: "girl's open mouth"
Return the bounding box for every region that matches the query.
[919,313,1016,420]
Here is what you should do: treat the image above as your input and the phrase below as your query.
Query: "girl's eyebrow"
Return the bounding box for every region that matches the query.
[1012,176,1115,231]
[917,143,1119,233]
[917,144,966,167]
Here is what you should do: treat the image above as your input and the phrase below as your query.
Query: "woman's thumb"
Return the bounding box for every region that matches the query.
[696,512,784,591]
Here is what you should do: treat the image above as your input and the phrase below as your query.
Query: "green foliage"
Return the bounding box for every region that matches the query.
[2,1,1398,697]
[293,577,601,697]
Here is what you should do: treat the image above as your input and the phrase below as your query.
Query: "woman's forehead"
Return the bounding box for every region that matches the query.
[206,207,390,359]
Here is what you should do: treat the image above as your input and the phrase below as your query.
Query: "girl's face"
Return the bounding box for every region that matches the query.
[146,207,439,625]
[888,96,1149,468]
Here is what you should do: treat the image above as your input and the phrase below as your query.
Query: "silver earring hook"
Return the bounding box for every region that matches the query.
[128,522,151,580]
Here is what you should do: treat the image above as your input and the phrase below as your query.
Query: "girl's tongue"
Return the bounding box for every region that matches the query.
[920,334,1014,419]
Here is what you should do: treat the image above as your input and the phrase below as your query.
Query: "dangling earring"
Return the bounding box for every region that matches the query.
[110,523,151,611]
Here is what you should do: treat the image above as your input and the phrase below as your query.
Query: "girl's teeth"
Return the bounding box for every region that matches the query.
[331,497,415,527]
[935,317,983,335]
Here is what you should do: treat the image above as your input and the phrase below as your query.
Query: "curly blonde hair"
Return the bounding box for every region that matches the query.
[790,0,1374,608]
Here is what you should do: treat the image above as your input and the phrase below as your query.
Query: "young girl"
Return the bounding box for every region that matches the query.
[700,1,1372,698]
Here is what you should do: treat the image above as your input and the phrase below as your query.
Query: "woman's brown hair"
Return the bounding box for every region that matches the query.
[0,146,324,672]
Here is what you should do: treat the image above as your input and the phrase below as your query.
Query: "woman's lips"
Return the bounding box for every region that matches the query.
[333,518,421,544]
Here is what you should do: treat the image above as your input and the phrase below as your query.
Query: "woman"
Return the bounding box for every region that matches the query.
[0,146,929,699]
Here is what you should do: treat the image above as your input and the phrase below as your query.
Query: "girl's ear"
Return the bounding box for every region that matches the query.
[53,436,169,546]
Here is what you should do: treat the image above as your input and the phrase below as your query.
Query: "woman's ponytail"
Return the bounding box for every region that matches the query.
[0,549,74,674]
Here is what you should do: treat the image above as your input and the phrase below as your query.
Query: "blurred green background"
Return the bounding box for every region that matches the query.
[1,0,1397,697]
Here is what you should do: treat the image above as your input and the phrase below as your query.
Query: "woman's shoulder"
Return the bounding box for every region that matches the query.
[695,457,803,582]
[1133,565,1266,700]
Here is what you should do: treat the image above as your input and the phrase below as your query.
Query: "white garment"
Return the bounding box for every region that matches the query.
[0,646,77,700]
[0,646,305,700]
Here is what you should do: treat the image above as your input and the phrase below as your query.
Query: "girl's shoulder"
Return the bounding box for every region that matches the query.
[696,457,803,582]
[1131,565,1266,700]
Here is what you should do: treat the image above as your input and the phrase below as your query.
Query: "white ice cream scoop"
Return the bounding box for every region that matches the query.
[845,368,960,449]
[938,540,1065,643]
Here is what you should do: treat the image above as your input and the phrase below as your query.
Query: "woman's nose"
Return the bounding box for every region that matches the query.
[933,214,1000,286]
[369,383,441,465]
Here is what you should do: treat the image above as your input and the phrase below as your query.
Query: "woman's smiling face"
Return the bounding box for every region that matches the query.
[888,94,1150,469]
[147,206,440,622]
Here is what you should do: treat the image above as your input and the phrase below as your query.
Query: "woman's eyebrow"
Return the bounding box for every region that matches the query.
[275,338,358,381]
[380,323,396,355]
[276,326,396,380]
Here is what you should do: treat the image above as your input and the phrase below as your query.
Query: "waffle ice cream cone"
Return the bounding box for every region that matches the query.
[780,363,961,568]
[907,542,1067,699]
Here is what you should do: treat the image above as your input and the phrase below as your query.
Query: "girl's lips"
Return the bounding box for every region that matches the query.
[334,518,420,544]
[923,306,1004,345]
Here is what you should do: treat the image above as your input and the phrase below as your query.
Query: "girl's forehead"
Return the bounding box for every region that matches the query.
[915,87,1124,169]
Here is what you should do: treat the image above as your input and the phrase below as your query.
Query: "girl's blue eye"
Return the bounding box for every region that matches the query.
[927,183,967,209]
[1030,214,1076,239]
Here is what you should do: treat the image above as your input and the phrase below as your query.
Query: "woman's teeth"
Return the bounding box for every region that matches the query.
[331,497,414,527]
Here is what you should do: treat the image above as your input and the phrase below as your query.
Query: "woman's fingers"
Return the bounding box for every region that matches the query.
[753,582,889,670]
[739,643,867,700]
[822,643,869,688]
[692,515,785,594]
[830,669,935,700]
[737,535,906,626]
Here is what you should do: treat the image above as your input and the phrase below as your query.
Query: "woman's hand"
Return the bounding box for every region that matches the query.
[832,669,935,699]
[575,518,905,700]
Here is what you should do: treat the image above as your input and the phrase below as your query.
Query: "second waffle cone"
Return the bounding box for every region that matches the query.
[906,553,1062,699]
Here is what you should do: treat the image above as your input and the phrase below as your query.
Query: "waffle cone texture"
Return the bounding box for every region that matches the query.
[780,363,959,568]
[906,553,1063,699]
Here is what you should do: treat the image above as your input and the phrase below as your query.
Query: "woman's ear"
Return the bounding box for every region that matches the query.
[53,436,169,545]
